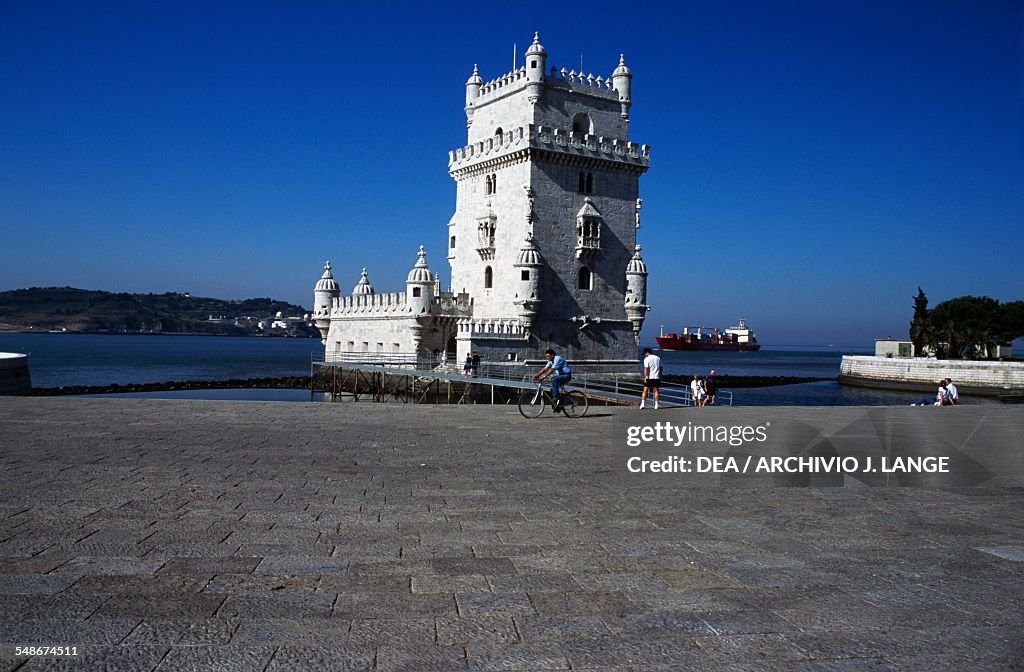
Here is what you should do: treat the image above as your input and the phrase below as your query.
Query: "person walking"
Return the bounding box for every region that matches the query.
[691,374,706,407]
[705,369,718,406]
[534,349,572,409]
[640,347,662,409]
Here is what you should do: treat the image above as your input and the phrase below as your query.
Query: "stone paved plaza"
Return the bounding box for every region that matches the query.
[1,397,1022,671]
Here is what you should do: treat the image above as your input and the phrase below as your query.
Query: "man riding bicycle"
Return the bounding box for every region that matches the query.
[534,349,572,410]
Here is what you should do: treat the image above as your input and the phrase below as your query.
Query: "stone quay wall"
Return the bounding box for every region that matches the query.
[0,352,31,395]
[839,355,1024,394]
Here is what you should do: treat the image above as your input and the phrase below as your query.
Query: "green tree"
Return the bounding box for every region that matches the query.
[908,287,929,356]
[927,295,1002,359]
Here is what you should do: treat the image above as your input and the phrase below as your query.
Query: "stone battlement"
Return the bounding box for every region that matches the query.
[332,292,409,317]
[449,124,650,173]
[472,65,621,108]
[458,317,528,341]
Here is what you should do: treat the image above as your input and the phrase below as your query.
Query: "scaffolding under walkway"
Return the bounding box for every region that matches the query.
[309,354,731,407]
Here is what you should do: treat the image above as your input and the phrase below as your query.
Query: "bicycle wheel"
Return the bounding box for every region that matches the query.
[561,390,589,418]
[517,389,546,418]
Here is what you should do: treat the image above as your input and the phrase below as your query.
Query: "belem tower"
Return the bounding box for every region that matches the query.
[313,34,651,368]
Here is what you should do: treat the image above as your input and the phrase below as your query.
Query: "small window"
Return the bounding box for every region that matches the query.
[413,287,421,297]
[578,266,593,290]
[521,270,530,281]
[484,266,493,289]
[530,60,537,69]
[577,172,593,194]
[450,235,456,249]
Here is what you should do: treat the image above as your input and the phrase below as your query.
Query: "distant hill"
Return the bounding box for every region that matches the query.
[0,287,317,337]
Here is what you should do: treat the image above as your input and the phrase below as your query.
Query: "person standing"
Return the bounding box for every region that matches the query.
[463,353,473,376]
[640,347,662,409]
[705,369,718,406]
[470,352,480,377]
[691,374,706,407]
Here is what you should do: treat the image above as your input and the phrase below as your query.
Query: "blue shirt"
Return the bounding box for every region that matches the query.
[545,355,571,376]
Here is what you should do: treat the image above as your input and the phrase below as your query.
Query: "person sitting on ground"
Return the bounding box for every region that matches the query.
[640,347,662,409]
[534,349,572,409]
[944,378,959,405]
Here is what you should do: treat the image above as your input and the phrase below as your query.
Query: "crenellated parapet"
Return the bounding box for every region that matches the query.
[470,63,625,109]
[331,291,409,317]
[449,124,650,177]
[458,317,529,341]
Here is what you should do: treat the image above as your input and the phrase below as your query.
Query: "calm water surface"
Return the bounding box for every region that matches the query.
[0,333,988,406]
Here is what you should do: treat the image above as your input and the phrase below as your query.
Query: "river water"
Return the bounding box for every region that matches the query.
[0,333,991,406]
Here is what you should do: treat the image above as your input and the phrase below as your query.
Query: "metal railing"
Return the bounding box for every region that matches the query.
[312,353,733,407]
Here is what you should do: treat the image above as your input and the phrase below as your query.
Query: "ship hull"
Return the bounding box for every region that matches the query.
[656,337,761,352]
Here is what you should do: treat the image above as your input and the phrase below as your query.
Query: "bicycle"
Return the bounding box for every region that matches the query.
[517,381,589,418]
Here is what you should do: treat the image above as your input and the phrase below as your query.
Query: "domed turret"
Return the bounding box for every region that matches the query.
[624,245,649,343]
[406,246,435,315]
[513,233,544,331]
[465,64,483,126]
[525,32,547,104]
[352,268,374,296]
[612,54,633,120]
[313,260,341,344]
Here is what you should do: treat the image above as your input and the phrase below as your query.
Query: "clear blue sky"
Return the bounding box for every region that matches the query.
[1,1,1021,346]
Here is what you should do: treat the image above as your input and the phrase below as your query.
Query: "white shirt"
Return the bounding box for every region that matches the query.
[643,354,662,379]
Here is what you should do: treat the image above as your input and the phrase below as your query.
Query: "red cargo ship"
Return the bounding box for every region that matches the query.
[656,319,761,352]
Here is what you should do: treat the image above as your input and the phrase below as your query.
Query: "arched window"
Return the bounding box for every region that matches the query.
[571,113,593,135]
[484,266,493,289]
[578,266,592,290]
[577,172,593,194]
[494,127,503,141]
[491,173,497,194]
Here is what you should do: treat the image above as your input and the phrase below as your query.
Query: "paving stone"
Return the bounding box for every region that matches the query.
[0,574,78,595]
[514,615,612,642]
[437,615,519,645]
[528,591,640,617]
[348,618,436,646]
[93,593,225,619]
[230,618,350,646]
[121,618,238,645]
[264,645,375,671]
[333,592,458,619]
[154,645,275,671]
[157,557,261,575]
[218,589,334,619]
[467,642,569,671]
[376,644,468,672]
[0,617,140,646]
[456,592,535,616]
[414,574,491,593]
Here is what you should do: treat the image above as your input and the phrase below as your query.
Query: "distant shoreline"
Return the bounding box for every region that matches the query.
[0,328,317,338]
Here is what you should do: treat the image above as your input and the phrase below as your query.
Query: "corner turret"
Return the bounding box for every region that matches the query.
[465,65,483,127]
[612,54,632,120]
[352,268,374,296]
[406,246,435,316]
[313,260,341,344]
[513,233,544,331]
[624,245,649,343]
[525,32,547,105]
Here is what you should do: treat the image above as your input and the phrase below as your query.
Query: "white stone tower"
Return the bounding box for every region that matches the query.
[313,261,340,344]
[448,34,651,364]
